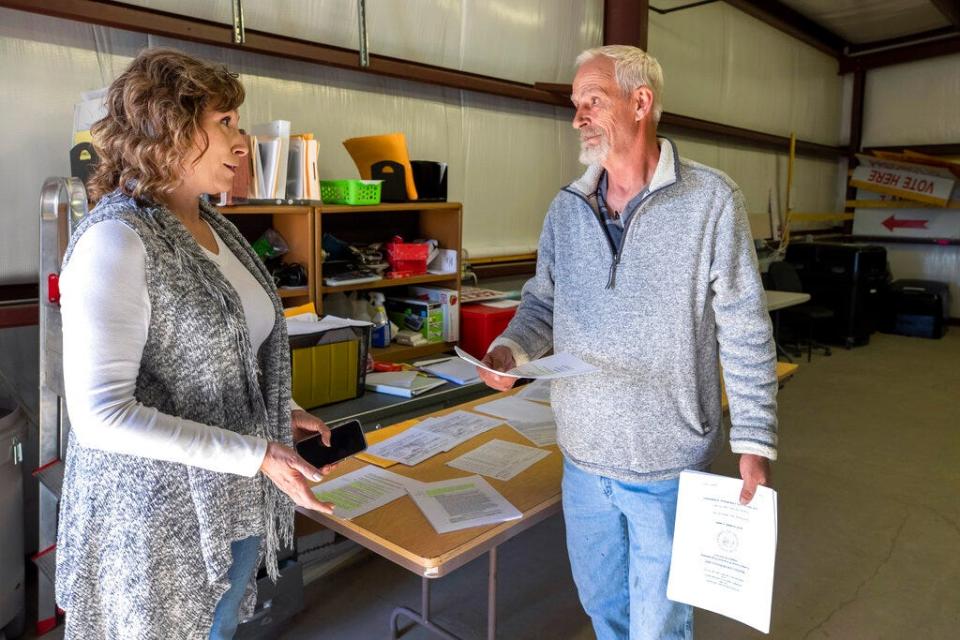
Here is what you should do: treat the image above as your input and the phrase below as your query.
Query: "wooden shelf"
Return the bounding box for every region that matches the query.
[371,341,455,363]
[321,202,459,214]
[321,273,457,294]
[222,204,313,215]
[277,287,310,298]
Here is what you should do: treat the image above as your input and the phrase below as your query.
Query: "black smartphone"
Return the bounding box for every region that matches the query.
[295,419,367,467]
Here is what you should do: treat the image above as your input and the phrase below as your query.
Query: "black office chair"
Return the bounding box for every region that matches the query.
[768,261,834,362]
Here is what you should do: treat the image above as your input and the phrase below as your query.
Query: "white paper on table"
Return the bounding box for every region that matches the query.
[447,439,550,481]
[364,427,454,466]
[310,466,410,520]
[414,411,504,450]
[505,419,556,447]
[516,380,551,404]
[455,347,599,380]
[667,470,778,634]
[405,475,522,534]
[475,396,554,424]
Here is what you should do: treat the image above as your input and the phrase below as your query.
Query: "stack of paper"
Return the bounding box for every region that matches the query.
[419,357,480,385]
[286,314,372,336]
[667,471,778,634]
[365,372,446,398]
[474,396,557,447]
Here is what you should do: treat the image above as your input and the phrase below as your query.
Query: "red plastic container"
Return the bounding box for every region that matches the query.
[459,303,518,359]
[385,237,429,278]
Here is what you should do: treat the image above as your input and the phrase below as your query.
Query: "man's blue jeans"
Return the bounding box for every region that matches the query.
[562,458,693,640]
[209,536,262,640]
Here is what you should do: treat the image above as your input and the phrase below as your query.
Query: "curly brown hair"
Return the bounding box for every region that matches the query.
[87,48,245,204]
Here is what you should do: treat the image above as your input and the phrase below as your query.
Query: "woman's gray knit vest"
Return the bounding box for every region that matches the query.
[55,189,294,639]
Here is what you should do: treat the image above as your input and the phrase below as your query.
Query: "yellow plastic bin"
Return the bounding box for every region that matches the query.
[289,325,370,409]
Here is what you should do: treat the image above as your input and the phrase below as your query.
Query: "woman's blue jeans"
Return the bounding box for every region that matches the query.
[209,536,262,640]
[562,458,693,640]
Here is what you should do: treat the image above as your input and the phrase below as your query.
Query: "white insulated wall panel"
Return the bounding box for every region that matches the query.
[650,2,844,147]
[862,52,960,147]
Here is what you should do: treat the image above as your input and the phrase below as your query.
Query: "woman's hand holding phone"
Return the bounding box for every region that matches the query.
[259,441,337,514]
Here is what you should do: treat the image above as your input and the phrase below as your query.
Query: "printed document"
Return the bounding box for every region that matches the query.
[455,347,599,380]
[516,380,551,404]
[406,476,522,534]
[414,411,504,450]
[365,427,453,466]
[667,470,778,634]
[311,466,409,520]
[474,396,557,446]
[447,439,551,481]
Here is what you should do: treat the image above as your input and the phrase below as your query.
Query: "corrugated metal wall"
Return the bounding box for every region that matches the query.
[0,1,846,282]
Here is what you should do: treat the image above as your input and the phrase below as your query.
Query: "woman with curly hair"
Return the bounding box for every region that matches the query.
[56,48,335,639]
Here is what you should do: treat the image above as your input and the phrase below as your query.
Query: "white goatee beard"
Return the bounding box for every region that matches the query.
[579,135,610,166]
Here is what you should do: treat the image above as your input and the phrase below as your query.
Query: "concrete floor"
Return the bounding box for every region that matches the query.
[280,331,960,640]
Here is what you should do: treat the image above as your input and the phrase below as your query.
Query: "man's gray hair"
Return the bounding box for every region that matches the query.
[575,45,664,123]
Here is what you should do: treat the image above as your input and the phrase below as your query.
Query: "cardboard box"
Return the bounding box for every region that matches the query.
[409,286,459,342]
[386,297,444,343]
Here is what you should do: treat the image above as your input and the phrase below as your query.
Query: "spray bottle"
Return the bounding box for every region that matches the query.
[369,292,391,348]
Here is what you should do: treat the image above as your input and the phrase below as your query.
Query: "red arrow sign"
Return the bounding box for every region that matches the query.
[882,215,928,232]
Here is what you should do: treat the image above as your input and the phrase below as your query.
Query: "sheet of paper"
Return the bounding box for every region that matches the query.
[310,466,409,520]
[414,410,504,450]
[667,470,778,634]
[455,347,599,380]
[516,380,551,404]
[474,396,554,423]
[447,439,551,481]
[286,314,373,335]
[364,426,453,466]
[405,475,523,534]
[505,419,557,447]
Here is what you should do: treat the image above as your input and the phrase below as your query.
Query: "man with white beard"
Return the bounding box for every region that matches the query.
[476,46,779,640]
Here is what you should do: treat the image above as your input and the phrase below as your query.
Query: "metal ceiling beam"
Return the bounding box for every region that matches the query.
[929,0,960,28]
[721,0,846,58]
[845,25,958,54]
[839,33,960,72]
[604,0,648,50]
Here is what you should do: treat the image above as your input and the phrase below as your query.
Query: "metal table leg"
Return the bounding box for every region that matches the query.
[389,547,500,640]
[773,310,794,363]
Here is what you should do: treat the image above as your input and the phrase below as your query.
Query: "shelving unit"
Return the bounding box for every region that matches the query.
[221,203,317,309]
[222,200,463,363]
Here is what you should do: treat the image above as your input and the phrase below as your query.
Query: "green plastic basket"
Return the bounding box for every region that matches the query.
[320,179,382,205]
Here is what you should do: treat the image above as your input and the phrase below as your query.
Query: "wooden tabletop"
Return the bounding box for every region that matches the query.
[299,362,799,577]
